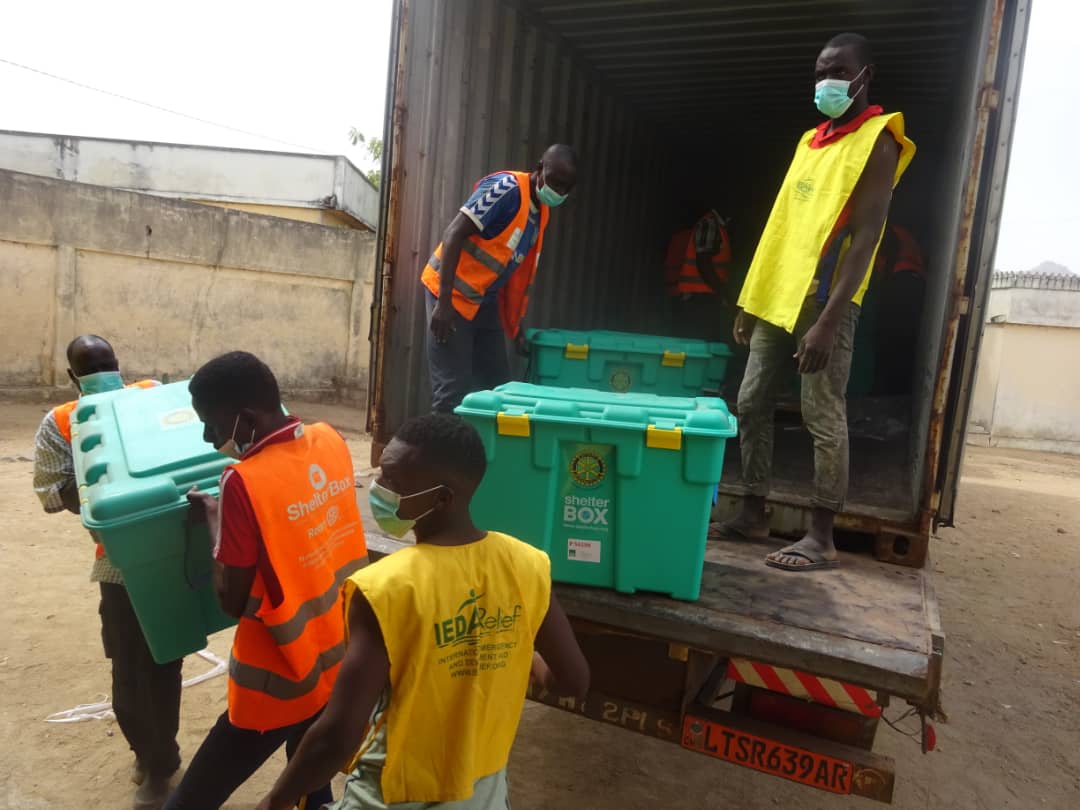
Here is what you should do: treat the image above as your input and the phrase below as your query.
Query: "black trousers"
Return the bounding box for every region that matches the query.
[99,583,183,780]
[163,709,334,809]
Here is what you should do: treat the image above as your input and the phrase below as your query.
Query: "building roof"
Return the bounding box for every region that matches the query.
[0,129,379,231]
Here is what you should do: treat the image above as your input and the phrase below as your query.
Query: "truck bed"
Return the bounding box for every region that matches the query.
[556,538,942,707]
[359,504,942,709]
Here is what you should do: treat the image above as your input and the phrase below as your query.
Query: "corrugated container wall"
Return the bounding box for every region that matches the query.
[375,0,677,436]
[372,0,1030,533]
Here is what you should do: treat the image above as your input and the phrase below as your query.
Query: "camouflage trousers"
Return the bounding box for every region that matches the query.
[735,298,860,512]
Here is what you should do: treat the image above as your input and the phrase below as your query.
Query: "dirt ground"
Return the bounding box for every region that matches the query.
[2,398,1078,809]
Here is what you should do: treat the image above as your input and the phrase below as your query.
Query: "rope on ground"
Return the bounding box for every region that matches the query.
[43,649,227,724]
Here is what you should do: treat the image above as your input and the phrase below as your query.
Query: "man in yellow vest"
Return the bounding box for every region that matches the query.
[720,33,916,571]
[166,351,368,809]
[252,413,589,809]
[423,144,578,412]
[31,335,182,809]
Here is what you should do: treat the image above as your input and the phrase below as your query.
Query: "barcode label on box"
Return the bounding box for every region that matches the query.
[567,538,601,563]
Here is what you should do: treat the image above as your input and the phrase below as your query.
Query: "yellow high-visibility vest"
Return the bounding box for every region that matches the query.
[737,112,915,332]
[343,532,551,804]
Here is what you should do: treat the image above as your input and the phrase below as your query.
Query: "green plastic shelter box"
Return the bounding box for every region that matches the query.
[71,380,236,663]
[456,382,737,601]
[526,329,732,396]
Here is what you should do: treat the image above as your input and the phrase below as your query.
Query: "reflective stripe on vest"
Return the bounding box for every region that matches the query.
[420,171,550,337]
[229,640,347,702]
[226,422,368,731]
[242,554,368,645]
[426,254,486,304]
[679,217,732,295]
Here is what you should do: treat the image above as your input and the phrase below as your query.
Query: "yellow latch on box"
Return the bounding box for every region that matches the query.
[496,412,531,437]
[564,343,589,360]
[646,425,682,450]
[662,350,686,368]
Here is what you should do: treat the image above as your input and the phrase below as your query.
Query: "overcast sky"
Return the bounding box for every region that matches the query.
[0,1,1069,274]
[0,1,393,168]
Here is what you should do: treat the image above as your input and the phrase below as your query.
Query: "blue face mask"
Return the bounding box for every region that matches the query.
[814,66,867,119]
[78,371,124,395]
[368,481,444,538]
[536,177,568,208]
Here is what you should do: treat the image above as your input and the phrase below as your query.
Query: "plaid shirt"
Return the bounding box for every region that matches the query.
[33,409,124,584]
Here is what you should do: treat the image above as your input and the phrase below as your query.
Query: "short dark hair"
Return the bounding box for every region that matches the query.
[543,143,578,169]
[395,414,487,486]
[66,334,113,365]
[189,351,281,413]
[824,33,873,68]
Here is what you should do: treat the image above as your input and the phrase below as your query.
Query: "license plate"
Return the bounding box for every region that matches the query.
[682,715,853,795]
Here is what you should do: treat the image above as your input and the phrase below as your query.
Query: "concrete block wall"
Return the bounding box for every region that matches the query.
[0,169,375,404]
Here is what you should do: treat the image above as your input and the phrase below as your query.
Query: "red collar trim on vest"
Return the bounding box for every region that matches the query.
[810,105,884,148]
[241,416,303,460]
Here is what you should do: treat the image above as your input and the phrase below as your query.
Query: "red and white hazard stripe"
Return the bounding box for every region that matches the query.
[727,658,881,718]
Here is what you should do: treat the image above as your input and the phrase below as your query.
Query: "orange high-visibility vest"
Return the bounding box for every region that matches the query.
[664,228,693,297]
[226,422,368,731]
[888,225,925,277]
[52,379,157,560]
[421,171,551,338]
[678,213,732,295]
[872,225,926,280]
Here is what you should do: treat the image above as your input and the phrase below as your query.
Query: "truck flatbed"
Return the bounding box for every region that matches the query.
[554,538,942,707]
[360,510,942,709]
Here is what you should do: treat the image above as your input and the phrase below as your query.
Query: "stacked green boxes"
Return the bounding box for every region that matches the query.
[72,380,236,663]
[456,382,737,601]
[527,329,732,396]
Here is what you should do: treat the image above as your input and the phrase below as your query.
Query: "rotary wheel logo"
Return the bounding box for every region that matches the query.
[326,505,340,527]
[609,369,632,393]
[569,450,605,488]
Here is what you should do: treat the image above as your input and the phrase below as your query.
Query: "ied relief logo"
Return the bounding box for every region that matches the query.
[432,589,523,648]
[569,450,605,489]
[795,178,814,201]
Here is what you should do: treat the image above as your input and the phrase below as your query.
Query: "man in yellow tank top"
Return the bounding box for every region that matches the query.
[254,414,589,809]
[720,33,915,572]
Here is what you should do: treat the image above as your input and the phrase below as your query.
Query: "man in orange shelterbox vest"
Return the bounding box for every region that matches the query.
[166,352,368,810]
[422,144,578,412]
[32,335,180,809]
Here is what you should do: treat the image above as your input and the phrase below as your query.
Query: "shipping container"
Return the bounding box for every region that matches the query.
[364,0,1030,801]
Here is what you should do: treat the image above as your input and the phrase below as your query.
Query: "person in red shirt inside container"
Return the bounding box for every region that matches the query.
[165,351,368,810]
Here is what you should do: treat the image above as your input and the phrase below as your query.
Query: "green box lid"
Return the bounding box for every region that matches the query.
[457,382,736,436]
[71,380,232,526]
[526,328,731,359]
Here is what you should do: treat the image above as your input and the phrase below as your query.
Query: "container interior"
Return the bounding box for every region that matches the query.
[383,0,998,524]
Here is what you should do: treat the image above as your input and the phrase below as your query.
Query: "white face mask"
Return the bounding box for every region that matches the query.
[218,414,255,460]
